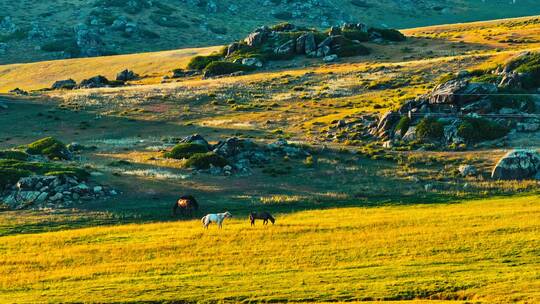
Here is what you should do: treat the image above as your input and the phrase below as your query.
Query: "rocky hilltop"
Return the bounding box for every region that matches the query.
[1,0,540,64]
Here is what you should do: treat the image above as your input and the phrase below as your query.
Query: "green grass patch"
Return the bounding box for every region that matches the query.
[164,143,209,159]
[185,152,228,169]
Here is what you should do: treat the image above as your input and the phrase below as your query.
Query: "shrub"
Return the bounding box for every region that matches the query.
[342,29,369,42]
[139,28,160,39]
[369,28,406,42]
[491,95,536,113]
[41,39,80,56]
[270,22,297,32]
[185,153,228,169]
[335,43,370,57]
[457,117,509,143]
[470,73,501,83]
[0,150,29,161]
[395,116,411,137]
[511,52,540,88]
[0,159,89,188]
[150,14,189,28]
[187,54,223,70]
[415,117,444,141]
[164,143,209,159]
[26,137,70,160]
[203,61,255,77]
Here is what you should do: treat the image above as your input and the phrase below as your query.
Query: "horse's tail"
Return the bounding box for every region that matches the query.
[201,215,207,224]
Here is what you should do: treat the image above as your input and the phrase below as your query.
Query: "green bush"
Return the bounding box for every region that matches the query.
[457,117,509,143]
[395,116,411,137]
[0,29,29,43]
[491,95,536,113]
[335,43,370,57]
[187,54,223,70]
[510,53,540,87]
[164,143,209,159]
[41,39,80,56]
[26,137,70,160]
[415,117,444,141]
[342,29,369,42]
[0,150,29,161]
[369,28,406,42]
[470,73,501,83]
[203,61,255,77]
[150,14,189,28]
[185,153,228,169]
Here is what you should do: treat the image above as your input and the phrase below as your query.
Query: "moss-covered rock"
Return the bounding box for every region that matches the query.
[25,137,71,160]
[164,143,209,159]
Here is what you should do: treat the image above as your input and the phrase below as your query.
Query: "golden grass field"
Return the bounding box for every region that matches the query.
[0,196,538,303]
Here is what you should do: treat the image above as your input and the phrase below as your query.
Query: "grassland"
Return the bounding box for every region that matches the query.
[0,196,538,303]
[1,15,540,303]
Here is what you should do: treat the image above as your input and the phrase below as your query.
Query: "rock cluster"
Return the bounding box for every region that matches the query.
[1,175,117,210]
[178,134,309,176]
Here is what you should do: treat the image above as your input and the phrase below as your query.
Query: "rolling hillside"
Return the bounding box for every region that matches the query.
[2,0,540,64]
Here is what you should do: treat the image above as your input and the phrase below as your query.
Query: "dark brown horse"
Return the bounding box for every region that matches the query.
[172,195,199,217]
[249,211,275,226]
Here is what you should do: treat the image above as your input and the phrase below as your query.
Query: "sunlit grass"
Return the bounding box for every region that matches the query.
[0,196,538,303]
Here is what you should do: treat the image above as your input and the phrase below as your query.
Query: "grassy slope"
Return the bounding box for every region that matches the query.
[0,196,538,303]
[0,46,220,92]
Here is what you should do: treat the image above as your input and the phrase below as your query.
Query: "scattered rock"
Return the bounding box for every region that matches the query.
[241,57,263,68]
[9,88,28,95]
[323,54,339,63]
[78,75,110,89]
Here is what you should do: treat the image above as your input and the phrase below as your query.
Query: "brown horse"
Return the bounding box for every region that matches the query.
[172,195,199,217]
[249,211,275,226]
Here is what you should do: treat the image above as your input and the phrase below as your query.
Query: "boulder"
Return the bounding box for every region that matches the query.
[213,137,246,158]
[78,75,110,89]
[179,134,210,148]
[459,164,477,177]
[52,79,77,90]
[373,111,400,138]
[402,126,417,142]
[429,79,497,106]
[342,23,368,32]
[244,27,269,47]
[491,150,540,180]
[9,88,28,95]
[116,69,138,81]
[171,69,199,78]
[241,57,263,68]
[498,72,522,89]
[274,40,296,57]
[323,54,339,63]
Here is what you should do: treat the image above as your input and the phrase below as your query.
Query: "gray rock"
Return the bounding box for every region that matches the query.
[323,54,339,63]
[93,186,103,194]
[429,79,497,106]
[459,164,477,177]
[274,40,296,57]
[180,134,210,148]
[35,192,49,203]
[491,149,540,180]
[241,57,263,68]
[52,79,77,90]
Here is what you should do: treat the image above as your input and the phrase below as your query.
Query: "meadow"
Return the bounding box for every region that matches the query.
[0,196,538,303]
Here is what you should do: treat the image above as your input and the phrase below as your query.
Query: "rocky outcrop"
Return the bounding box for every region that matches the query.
[491,150,540,180]
[1,175,117,210]
[429,79,497,107]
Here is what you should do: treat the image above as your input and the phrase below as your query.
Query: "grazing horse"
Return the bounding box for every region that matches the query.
[249,211,275,226]
[202,212,232,229]
[172,195,199,217]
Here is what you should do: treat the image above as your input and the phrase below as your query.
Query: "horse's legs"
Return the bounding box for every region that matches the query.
[250,219,255,226]
[263,219,267,225]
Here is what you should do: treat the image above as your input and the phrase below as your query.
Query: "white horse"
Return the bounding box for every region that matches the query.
[201,212,232,229]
